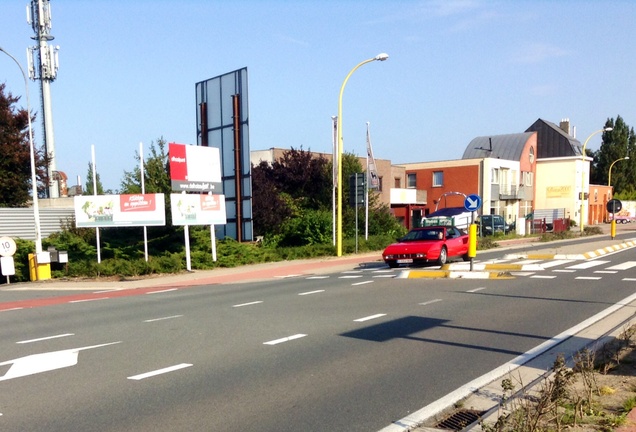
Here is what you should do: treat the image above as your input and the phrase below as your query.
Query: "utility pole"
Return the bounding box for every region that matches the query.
[27,0,60,198]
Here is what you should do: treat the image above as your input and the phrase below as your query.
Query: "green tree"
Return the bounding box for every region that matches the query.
[252,147,331,239]
[120,137,171,195]
[251,160,293,237]
[592,116,636,194]
[84,162,105,195]
[0,83,47,206]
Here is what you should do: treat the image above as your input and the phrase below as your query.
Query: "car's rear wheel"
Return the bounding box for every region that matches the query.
[437,247,448,266]
[462,253,470,262]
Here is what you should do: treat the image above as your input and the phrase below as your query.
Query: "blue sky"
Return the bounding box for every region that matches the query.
[1,0,635,191]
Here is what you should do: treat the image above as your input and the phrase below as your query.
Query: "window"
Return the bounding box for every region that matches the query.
[407,173,416,188]
[394,177,401,188]
[378,176,383,192]
[432,171,443,187]
[491,168,499,184]
[529,146,535,164]
[522,171,533,186]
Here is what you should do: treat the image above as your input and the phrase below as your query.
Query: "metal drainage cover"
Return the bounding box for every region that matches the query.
[434,409,485,431]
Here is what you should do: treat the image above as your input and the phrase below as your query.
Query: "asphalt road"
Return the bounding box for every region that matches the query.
[1,234,635,431]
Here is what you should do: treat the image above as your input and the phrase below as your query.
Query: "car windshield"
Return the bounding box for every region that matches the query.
[402,228,444,241]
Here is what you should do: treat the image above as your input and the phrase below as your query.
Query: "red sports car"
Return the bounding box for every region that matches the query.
[382,226,470,268]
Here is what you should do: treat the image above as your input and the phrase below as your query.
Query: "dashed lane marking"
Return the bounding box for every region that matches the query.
[354,313,386,322]
[127,363,192,380]
[263,334,307,345]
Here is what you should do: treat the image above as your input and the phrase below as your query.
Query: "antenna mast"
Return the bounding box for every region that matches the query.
[27,0,60,198]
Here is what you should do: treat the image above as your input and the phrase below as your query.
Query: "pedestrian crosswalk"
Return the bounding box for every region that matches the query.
[476,258,636,279]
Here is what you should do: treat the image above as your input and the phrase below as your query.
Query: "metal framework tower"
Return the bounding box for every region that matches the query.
[27,0,60,198]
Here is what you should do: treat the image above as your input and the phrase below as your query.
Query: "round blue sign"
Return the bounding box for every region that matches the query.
[464,194,482,212]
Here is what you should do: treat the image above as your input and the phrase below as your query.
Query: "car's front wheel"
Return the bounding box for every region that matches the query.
[387,261,399,268]
[437,247,448,266]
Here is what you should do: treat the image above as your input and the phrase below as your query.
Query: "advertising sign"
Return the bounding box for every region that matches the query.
[74,194,166,227]
[171,193,227,226]
[169,142,222,193]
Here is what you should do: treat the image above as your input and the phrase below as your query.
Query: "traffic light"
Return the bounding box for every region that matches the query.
[349,173,365,207]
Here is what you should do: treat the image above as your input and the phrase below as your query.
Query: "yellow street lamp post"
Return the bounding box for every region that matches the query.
[608,156,629,187]
[0,46,43,254]
[336,53,388,256]
[579,127,613,232]
[608,156,629,238]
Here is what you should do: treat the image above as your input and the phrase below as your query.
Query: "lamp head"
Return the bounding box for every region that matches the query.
[625,156,630,160]
[604,127,613,132]
[375,53,389,61]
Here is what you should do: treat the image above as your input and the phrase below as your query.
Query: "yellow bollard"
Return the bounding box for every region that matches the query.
[611,220,616,239]
[28,253,51,281]
[468,224,477,258]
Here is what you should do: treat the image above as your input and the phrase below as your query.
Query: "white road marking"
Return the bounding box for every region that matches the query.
[374,274,396,278]
[0,307,23,312]
[553,269,576,273]
[127,363,192,380]
[339,275,363,279]
[0,342,121,382]
[263,334,307,345]
[530,275,557,279]
[352,280,374,286]
[275,274,301,278]
[342,270,363,274]
[510,272,536,277]
[17,333,74,344]
[298,290,325,296]
[146,288,178,294]
[607,261,636,271]
[575,276,603,280]
[466,287,485,293]
[594,270,617,274]
[354,313,386,322]
[623,278,636,281]
[540,259,575,268]
[567,260,609,270]
[513,259,543,265]
[69,297,109,303]
[232,301,263,308]
[143,315,183,322]
[306,276,329,279]
[419,299,442,306]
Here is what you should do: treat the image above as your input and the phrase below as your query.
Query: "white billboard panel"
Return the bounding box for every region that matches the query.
[171,193,227,226]
[74,194,166,227]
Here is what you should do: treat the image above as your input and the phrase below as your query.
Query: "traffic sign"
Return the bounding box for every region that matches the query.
[0,236,16,257]
[607,199,622,213]
[464,194,482,212]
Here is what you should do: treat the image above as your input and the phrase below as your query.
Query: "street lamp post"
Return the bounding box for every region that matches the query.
[608,156,629,188]
[336,53,388,256]
[608,156,629,237]
[0,46,43,254]
[579,127,613,233]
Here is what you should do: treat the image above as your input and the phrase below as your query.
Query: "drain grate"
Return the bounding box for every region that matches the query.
[434,409,486,431]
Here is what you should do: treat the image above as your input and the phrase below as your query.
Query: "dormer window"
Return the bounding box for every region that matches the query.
[529,147,535,164]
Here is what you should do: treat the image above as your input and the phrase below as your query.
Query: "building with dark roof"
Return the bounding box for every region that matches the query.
[526,118,582,158]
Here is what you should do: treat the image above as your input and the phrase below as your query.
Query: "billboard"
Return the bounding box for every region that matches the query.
[169,142,222,193]
[74,194,166,227]
[196,67,253,241]
[171,193,227,226]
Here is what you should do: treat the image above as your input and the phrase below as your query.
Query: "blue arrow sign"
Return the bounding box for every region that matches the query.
[464,194,482,212]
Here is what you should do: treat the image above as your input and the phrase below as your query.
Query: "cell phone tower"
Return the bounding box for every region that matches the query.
[27,0,60,198]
